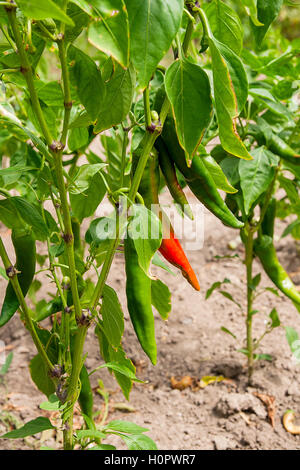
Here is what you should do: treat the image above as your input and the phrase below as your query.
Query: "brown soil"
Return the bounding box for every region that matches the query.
[1,195,300,450]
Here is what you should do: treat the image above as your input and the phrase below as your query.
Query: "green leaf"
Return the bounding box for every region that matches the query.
[89,444,116,450]
[10,197,48,241]
[70,0,93,15]
[68,46,105,121]
[76,429,107,440]
[88,0,129,67]
[38,82,64,107]
[239,147,278,215]
[0,417,55,439]
[206,27,251,159]
[69,164,107,221]
[103,420,148,434]
[118,433,157,450]
[285,326,299,353]
[165,59,213,163]
[202,155,237,193]
[0,199,23,230]
[242,0,264,26]
[39,395,62,411]
[251,273,261,290]
[251,0,283,45]
[254,353,273,361]
[151,279,171,320]
[125,0,184,89]
[0,266,8,281]
[269,308,280,328]
[29,354,55,397]
[220,290,242,309]
[128,205,161,276]
[205,278,231,299]
[91,362,143,383]
[68,127,89,152]
[16,0,74,26]
[204,0,243,56]
[0,352,13,375]
[152,252,175,275]
[101,285,124,348]
[221,326,236,340]
[95,62,135,133]
[95,325,136,399]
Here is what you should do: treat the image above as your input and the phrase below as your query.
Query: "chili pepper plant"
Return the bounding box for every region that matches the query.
[0,0,299,450]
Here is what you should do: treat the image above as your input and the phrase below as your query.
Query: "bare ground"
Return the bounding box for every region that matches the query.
[1,193,300,450]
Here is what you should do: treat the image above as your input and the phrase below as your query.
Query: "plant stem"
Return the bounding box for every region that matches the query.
[57,39,72,147]
[0,237,54,372]
[244,224,254,382]
[143,85,151,130]
[119,130,128,187]
[7,9,53,147]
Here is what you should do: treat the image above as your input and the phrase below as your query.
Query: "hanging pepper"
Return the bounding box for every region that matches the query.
[159,211,200,291]
[124,233,157,365]
[261,197,277,239]
[254,234,300,307]
[156,137,194,220]
[132,144,200,290]
[158,118,244,229]
[0,227,36,327]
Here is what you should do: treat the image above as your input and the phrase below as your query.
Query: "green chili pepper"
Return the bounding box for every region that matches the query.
[124,233,157,365]
[0,227,36,327]
[156,138,194,220]
[254,234,300,307]
[261,197,277,239]
[78,364,94,424]
[158,118,243,229]
[132,145,160,207]
[268,134,300,164]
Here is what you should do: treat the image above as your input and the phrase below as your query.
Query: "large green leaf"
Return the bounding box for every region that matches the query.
[29,354,55,397]
[165,59,212,163]
[101,285,124,348]
[95,62,135,133]
[239,147,279,215]
[88,0,129,67]
[208,36,251,160]
[125,0,184,89]
[15,0,74,26]
[95,324,136,400]
[204,0,243,56]
[69,164,107,221]
[251,0,283,45]
[10,197,49,241]
[0,417,55,439]
[68,46,105,121]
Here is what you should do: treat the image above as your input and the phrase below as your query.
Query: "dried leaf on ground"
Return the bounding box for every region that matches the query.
[253,392,276,427]
[170,376,194,391]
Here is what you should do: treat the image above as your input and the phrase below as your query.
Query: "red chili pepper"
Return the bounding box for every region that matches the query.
[158,214,200,291]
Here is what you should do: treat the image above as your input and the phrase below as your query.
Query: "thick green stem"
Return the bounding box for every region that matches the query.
[63,412,74,450]
[7,8,53,147]
[0,237,54,372]
[57,39,72,147]
[244,225,254,382]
